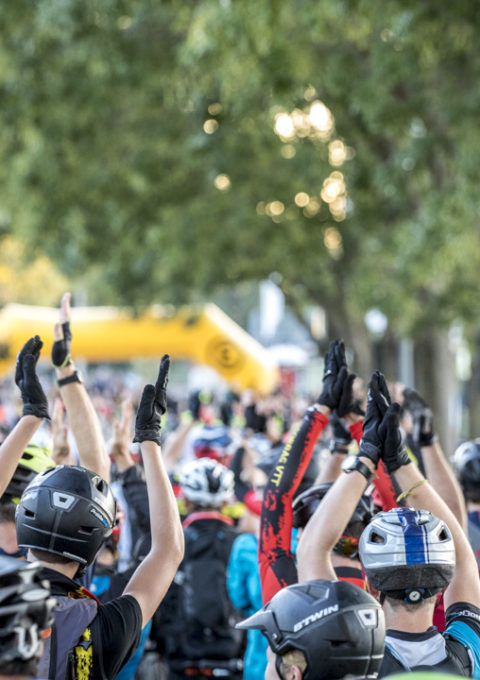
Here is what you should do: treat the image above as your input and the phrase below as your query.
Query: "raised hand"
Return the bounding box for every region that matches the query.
[317,339,349,411]
[358,371,386,466]
[403,387,437,447]
[51,292,72,369]
[133,355,170,446]
[15,336,49,419]
[378,402,411,473]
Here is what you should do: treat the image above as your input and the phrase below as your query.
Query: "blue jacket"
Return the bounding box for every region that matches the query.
[227,533,267,680]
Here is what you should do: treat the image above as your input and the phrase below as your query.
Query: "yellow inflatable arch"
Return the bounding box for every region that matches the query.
[0,303,279,395]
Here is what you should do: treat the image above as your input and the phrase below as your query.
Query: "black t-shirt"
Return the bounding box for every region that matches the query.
[41,567,142,680]
[91,594,142,679]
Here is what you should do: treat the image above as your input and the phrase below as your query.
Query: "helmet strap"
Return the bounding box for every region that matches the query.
[381,586,441,604]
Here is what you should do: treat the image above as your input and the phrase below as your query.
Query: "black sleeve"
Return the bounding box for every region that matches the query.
[445,601,480,635]
[119,464,150,533]
[230,446,252,503]
[91,594,143,679]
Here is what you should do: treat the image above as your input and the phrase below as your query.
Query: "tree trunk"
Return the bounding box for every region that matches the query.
[326,304,373,380]
[465,331,480,441]
[414,330,458,458]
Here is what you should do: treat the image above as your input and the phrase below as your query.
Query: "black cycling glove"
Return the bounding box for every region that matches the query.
[379,403,411,473]
[15,336,50,419]
[134,354,170,445]
[51,322,72,368]
[403,387,437,447]
[318,339,348,410]
[358,371,388,467]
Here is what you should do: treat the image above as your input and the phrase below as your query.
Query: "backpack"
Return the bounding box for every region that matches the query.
[154,518,244,661]
[37,596,99,680]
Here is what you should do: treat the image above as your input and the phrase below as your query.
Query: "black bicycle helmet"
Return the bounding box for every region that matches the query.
[16,465,116,565]
[2,443,56,504]
[0,556,55,663]
[293,483,374,530]
[454,439,480,493]
[237,579,384,680]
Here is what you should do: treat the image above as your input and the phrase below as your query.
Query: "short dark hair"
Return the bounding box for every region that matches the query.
[30,548,78,566]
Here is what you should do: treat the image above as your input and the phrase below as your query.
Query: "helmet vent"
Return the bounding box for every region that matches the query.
[24,509,35,519]
[438,527,448,541]
[370,531,385,544]
[330,640,349,647]
[79,526,95,535]
[94,478,107,494]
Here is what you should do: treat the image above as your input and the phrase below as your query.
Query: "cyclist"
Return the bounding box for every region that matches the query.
[237,578,384,679]
[298,371,480,676]
[1,337,183,680]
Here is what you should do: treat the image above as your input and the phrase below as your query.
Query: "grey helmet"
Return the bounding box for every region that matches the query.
[359,508,455,602]
[16,465,116,566]
[237,579,385,680]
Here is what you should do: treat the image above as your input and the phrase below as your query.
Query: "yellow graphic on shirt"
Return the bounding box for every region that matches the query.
[75,627,93,680]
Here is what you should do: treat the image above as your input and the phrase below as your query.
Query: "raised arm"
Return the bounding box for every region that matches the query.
[315,414,353,484]
[111,398,151,534]
[258,338,356,602]
[393,456,480,608]
[258,404,329,602]
[297,371,385,582]
[50,398,75,466]
[403,387,467,529]
[123,355,184,627]
[52,292,110,480]
[361,378,480,609]
[0,337,49,497]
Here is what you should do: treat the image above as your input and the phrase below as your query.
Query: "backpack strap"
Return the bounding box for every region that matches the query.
[48,621,58,680]
[383,641,410,672]
[38,596,99,680]
[442,635,473,676]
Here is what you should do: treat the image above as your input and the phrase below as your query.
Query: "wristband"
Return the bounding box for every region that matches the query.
[341,456,375,484]
[329,440,349,454]
[57,370,83,387]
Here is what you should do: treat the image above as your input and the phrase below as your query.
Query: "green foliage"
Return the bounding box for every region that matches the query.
[0,0,479,341]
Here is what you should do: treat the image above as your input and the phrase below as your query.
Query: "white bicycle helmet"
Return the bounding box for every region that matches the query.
[0,557,55,664]
[454,439,480,497]
[359,508,455,602]
[180,458,234,507]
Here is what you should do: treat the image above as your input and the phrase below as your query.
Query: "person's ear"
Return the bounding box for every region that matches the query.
[285,665,303,680]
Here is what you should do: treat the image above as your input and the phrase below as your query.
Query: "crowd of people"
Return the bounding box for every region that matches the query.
[1,293,480,680]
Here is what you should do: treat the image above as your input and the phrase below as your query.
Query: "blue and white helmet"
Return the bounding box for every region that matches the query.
[359,508,455,600]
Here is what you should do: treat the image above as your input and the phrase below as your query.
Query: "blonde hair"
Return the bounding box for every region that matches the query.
[279,649,307,674]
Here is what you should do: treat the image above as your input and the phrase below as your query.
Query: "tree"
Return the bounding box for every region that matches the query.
[1,1,480,440]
